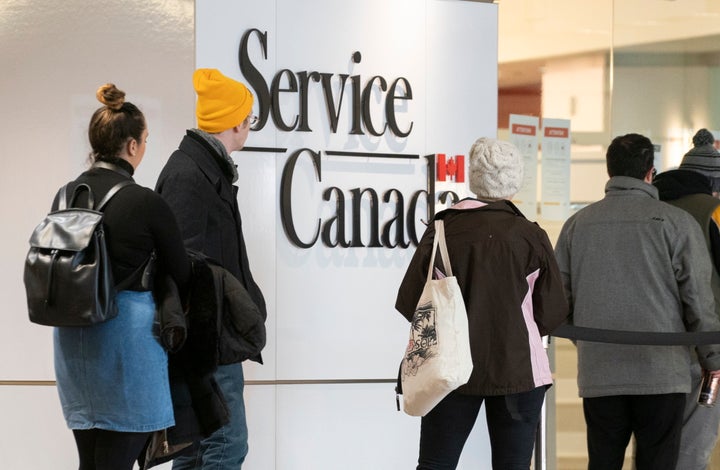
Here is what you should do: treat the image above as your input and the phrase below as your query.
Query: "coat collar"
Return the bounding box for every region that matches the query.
[178,132,237,204]
[436,198,527,219]
[605,176,659,200]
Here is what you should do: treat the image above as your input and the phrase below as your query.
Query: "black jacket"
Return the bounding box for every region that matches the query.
[654,168,713,200]
[654,169,720,273]
[155,130,267,338]
[142,253,266,469]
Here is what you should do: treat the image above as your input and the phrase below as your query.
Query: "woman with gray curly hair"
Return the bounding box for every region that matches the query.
[396,137,568,469]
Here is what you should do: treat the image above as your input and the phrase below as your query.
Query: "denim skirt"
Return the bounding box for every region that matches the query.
[53,290,174,432]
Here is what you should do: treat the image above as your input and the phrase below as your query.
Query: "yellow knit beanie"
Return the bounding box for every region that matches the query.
[193,68,254,133]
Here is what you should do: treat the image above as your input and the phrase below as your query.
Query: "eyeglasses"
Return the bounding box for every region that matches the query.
[247,114,258,126]
[652,167,657,178]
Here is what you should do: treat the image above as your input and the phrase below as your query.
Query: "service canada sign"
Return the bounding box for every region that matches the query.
[237,28,463,249]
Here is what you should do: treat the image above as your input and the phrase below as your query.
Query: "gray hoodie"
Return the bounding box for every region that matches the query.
[555,176,720,397]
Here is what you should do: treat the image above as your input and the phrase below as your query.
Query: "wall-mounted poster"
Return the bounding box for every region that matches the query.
[509,114,540,221]
[540,118,571,221]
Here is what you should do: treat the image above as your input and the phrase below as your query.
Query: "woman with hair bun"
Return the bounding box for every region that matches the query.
[51,84,190,470]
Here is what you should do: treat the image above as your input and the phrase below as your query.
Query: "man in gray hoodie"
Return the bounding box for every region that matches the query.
[555,133,720,470]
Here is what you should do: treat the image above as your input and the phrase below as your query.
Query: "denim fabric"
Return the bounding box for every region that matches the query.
[54,291,173,432]
[173,362,248,469]
[417,387,546,470]
[676,360,720,470]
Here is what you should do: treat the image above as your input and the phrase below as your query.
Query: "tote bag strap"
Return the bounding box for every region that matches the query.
[435,220,453,277]
[426,220,453,282]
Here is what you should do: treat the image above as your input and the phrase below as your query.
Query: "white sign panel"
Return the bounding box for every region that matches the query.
[509,114,540,220]
[540,118,571,221]
[197,0,498,382]
[205,1,500,468]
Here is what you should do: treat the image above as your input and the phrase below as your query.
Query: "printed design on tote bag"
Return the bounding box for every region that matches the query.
[403,301,438,376]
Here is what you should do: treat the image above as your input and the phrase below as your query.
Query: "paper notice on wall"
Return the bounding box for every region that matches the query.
[653,143,663,173]
[509,114,540,221]
[540,118,571,221]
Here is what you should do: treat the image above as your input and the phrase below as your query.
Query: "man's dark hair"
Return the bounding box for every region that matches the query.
[606,133,655,179]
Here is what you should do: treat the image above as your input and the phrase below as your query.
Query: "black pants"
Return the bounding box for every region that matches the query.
[417,387,546,470]
[73,429,151,470]
[583,393,686,470]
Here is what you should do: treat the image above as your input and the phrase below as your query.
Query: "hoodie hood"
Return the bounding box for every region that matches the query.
[653,169,713,201]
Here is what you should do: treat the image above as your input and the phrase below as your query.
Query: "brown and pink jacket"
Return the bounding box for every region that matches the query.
[395,198,569,396]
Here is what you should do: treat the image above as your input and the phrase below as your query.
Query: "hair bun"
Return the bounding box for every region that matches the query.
[96,83,125,111]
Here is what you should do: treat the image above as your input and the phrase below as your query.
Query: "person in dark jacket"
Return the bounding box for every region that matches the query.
[141,252,266,469]
[653,128,720,470]
[155,68,266,469]
[396,137,569,470]
[52,83,191,470]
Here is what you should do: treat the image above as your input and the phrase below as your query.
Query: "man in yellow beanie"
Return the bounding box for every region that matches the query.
[156,68,266,469]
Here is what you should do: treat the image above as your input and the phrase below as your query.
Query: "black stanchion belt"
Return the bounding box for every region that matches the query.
[551,324,720,346]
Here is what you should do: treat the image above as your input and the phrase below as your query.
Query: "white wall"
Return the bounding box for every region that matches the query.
[0,0,189,467]
[197,1,497,468]
[497,0,720,64]
[1,0,499,468]
[0,0,195,380]
[612,62,713,169]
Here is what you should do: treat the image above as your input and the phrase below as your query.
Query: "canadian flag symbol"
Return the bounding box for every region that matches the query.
[436,154,465,182]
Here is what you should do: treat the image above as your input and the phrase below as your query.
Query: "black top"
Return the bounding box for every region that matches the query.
[52,159,190,291]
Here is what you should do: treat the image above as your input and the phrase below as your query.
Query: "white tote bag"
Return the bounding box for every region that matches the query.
[400,220,473,417]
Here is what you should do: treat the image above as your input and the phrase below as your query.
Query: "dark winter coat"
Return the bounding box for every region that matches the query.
[142,253,266,468]
[395,199,569,396]
[155,130,267,356]
[654,169,720,317]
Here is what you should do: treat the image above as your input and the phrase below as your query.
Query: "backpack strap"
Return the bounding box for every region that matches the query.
[96,180,135,211]
[66,183,96,210]
[56,161,134,211]
[57,185,69,211]
[116,250,156,291]
[93,179,152,290]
